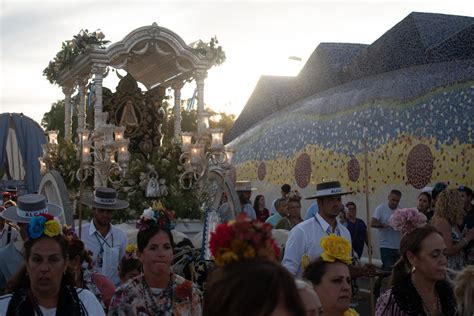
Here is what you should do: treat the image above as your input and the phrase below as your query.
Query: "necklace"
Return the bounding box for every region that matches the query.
[414,284,441,316]
[142,274,174,315]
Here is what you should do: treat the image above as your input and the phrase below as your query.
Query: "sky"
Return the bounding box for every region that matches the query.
[1,0,473,125]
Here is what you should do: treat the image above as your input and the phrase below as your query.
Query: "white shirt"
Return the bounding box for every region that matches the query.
[282,212,352,277]
[76,221,127,286]
[372,203,401,249]
[0,288,105,316]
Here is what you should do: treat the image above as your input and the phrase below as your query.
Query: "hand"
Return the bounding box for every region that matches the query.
[362,263,377,277]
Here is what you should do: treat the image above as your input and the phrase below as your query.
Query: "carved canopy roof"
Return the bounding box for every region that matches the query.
[56,22,213,89]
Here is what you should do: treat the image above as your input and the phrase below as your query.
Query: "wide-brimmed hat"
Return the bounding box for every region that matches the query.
[306,181,353,200]
[82,187,129,210]
[235,181,257,192]
[1,194,63,223]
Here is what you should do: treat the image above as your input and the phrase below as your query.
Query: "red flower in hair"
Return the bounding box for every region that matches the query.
[210,213,280,267]
[40,213,54,221]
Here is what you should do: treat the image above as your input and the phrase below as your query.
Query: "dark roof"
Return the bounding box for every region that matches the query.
[426,23,474,62]
[344,12,474,81]
[226,43,367,142]
[227,12,474,143]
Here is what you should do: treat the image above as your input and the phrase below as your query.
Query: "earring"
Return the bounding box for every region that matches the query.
[411,266,416,274]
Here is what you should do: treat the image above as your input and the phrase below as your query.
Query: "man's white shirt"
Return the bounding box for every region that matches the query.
[282,212,352,277]
[76,221,127,286]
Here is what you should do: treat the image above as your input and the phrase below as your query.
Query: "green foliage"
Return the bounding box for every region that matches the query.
[118,147,201,221]
[43,29,109,85]
[191,36,226,67]
[41,100,78,138]
[42,137,84,195]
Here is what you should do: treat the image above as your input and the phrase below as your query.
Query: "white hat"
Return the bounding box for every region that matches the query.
[1,194,63,223]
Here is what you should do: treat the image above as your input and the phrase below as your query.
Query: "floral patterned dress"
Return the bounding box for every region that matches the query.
[108,274,202,316]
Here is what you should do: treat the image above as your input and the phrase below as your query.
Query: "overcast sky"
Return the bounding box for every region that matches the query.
[1,0,473,124]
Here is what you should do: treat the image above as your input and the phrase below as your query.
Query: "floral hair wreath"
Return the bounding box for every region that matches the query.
[136,201,176,232]
[125,244,139,259]
[209,213,280,267]
[319,234,352,265]
[389,208,427,234]
[28,214,62,239]
[62,224,78,241]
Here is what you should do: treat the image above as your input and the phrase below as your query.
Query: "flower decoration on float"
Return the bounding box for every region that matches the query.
[209,213,281,267]
[28,214,62,239]
[320,234,352,265]
[389,208,427,234]
[136,200,176,232]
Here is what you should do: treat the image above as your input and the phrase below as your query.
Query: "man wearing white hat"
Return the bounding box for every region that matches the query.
[0,194,63,294]
[235,181,257,220]
[282,181,353,276]
[76,187,128,286]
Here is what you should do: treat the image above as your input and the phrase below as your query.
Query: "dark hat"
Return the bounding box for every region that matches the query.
[82,187,129,210]
[306,181,353,200]
[1,194,63,223]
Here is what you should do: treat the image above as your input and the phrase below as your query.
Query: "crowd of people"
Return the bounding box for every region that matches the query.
[0,178,472,315]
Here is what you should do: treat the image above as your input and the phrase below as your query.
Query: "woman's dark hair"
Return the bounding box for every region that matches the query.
[417,192,432,207]
[118,256,142,278]
[204,259,305,316]
[303,258,331,285]
[253,195,264,211]
[67,238,93,269]
[137,226,174,252]
[390,225,440,286]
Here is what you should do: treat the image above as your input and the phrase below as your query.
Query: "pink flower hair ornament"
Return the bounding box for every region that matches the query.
[389,208,427,234]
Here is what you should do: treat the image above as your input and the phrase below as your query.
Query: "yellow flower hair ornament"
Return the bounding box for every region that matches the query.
[28,214,62,239]
[125,244,138,259]
[320,234,352,265]
[343,308,359,316]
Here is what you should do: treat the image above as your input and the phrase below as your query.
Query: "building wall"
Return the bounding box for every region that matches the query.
[227,69,474,257]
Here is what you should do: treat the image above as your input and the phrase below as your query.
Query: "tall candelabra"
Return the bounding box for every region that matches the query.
[178,112,233,190]
[76,125,130,188]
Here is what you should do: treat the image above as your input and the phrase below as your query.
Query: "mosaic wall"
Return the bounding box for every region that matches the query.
[228,81,474,197]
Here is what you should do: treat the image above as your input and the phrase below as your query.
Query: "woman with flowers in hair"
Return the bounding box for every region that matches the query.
[0,214,105,315]
[375,208,456,315]
[303,235,358,316]
[108,203,202,315]
[64,226,116,312]
[204,213,309,316]
[118,244,142,285]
